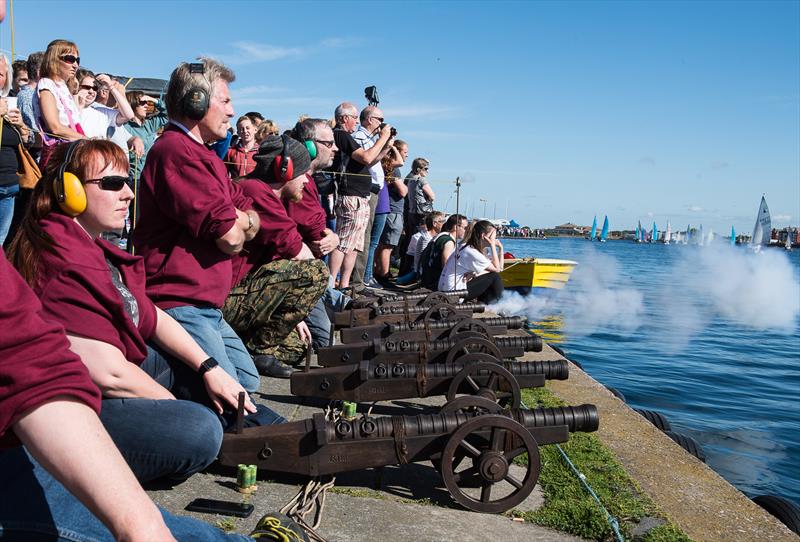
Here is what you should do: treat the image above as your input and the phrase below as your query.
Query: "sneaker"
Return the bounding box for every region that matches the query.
[374,274,395,288]
[250,512,309,541]
[366,278,381,288]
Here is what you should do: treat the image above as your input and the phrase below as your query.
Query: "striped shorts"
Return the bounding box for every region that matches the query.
[335,195,370,253]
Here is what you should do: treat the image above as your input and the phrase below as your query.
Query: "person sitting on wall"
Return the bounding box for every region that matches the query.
[438,219,504,304]
[223,134,329,378]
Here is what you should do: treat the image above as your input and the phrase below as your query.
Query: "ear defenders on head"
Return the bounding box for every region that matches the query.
[304,140,317,160]
[53,141,87,217]
[273,134,294,182]
[179,63,210,121]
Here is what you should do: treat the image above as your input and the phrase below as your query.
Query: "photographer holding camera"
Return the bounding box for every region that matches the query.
[326,102,394,289]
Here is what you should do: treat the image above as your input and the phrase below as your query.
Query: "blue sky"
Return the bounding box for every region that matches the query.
[4,0,798,233]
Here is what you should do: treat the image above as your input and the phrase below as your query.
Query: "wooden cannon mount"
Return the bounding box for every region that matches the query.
[220,402,600,514]
[333,301,485,328]
[348,289,469,310]
[291,354,569,404]
[316,334,543,367]
[340,315,528,344]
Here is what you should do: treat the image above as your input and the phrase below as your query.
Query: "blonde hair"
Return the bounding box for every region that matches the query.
[255,120,279,143]
[0,55,11,97]
[40,39,79,82]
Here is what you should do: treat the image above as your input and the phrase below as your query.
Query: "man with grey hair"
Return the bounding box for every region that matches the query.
[133,57,263,394]
[324,102,394,289]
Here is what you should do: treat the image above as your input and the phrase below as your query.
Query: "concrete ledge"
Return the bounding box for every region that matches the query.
[528,342,797,542]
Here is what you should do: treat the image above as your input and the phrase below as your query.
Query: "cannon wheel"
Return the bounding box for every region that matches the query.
[432,397,503,473]
[456,352,506,366]
[444,337,503,365]
[422,303,464,328]
[447,318,494,339]
[446,362,521,409]
[420,292,454,307]
[441,414,540,513]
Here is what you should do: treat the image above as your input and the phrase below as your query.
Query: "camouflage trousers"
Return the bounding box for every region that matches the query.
[222,259,329,365]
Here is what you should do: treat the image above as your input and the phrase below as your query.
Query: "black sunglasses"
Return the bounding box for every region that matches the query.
[60,54,80,65]
[372,116,384,122]
[80,84,98,92]
[83,175,130,191]
[314,139,334,148]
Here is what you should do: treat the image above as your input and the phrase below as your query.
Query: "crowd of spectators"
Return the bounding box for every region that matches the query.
[0,31,507,541]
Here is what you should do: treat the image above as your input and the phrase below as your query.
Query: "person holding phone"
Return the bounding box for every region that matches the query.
[438,219,505,304]
[0,53,30,245]
[6,139,273,484]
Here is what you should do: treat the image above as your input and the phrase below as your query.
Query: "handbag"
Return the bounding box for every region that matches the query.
[16,142,42,189]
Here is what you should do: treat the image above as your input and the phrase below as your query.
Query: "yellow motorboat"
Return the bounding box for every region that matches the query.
[500,258,578,291]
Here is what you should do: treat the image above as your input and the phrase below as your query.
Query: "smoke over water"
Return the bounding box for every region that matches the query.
[489,244,800,345]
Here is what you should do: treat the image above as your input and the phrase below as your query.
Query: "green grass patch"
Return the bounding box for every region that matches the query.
[328,486,385,499]
[511,386,692,541]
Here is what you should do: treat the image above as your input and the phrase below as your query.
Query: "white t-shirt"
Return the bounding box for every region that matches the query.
[413,230,433,273]
[438,244,491,292]
[80,104,131,151]
[33,78,81,144]
[352,126,384,188]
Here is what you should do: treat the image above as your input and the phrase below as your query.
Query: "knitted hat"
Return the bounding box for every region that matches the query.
[251,134,311,182]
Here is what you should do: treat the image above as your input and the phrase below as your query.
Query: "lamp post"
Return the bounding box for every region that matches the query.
[480,198,487,218]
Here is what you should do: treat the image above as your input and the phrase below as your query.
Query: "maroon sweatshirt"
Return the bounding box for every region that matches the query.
[133,124,253,309]
[231,178,304,286]
[0,249,101,448]
[35,214,157,366]
[285,174,327,244]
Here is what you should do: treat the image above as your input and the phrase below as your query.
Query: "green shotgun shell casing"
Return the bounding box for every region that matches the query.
[342,401,357,419]
[247,465,257,487]
[237,464,248,487]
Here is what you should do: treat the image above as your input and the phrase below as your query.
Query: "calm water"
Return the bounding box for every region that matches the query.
[501,237,800,503]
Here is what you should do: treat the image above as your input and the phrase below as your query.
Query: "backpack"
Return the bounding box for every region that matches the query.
[419,234,453,290]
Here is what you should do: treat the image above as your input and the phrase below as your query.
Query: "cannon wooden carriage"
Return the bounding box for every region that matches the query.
[220,402,600,513]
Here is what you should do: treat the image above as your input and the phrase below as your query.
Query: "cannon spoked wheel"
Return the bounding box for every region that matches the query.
[432,397,502,473]
[446,362,521,409]
[456,352,506,366]
[421,292,453,307]
[422,303,465,328]
[447,318,493,339]
[444,337,503,365]
[441,414,540,513]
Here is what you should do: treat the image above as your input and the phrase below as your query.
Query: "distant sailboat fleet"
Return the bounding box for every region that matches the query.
[585,196,795,249]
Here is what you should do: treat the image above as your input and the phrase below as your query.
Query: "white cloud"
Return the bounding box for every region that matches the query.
[209,36,359,66]
[774,214,792,221]
[232,85,288,97]
[639,156,656,166]
[382,105,461,119]
[688,205,704,212]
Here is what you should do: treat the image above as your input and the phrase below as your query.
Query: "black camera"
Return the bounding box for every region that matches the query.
[365,85,379,106]
[380,122,397,138]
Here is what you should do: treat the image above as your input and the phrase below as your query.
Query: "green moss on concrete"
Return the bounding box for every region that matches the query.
[513,386,692,542]
[642,524,693,542]
[328,486,386,499]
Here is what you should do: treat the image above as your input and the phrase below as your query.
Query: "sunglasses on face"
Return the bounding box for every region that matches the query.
[60,54,80,65]
[372,116,384,122]
[84,175,130,191]
[137,101,149,107]
[80,84,97,92]
[314,139,334,148]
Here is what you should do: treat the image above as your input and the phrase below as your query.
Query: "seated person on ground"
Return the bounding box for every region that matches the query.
[438,219,504,304]
[6,140,281,484]
[223,134,328,378]
[419,213,466,291]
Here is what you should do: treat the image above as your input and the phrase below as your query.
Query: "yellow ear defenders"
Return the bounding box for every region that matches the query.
[52,141,87,217]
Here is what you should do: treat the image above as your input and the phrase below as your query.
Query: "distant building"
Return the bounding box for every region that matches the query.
[549,223,587,236]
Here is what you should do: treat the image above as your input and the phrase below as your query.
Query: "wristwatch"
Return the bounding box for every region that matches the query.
[198,357,219,377]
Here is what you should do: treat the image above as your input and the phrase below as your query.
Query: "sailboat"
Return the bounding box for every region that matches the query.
[706,228,714,245]
[698,225,705,246]
[599,216,609,242]
[785,232,792,251]
[664,221,671,245]
[750,195,771,251]
[638,221,645,242]
[651,222,658,243]
[635,222,641,243]
[684,224,690,245]
[730,225,736,246]
[589,216,597,241]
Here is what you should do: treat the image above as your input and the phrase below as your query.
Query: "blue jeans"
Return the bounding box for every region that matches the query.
[165,306,260,393]
[0,447,252,541]
[305,287,350,350]
[364,212,388,283]
[0,183,19,246]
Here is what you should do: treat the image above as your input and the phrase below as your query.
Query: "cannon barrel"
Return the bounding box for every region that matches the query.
[377,334,542,354]
[514,404,599,434]
[365,359,568,381]
[374,289,468,303]
[373,302,485,317]
[387,315,526,334]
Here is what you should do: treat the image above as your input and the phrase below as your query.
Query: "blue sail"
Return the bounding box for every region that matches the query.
[635,223,640,242]
[589,216,597,241]
[652,221,658,243]
[730,225,736,246]
[600,216,609,242]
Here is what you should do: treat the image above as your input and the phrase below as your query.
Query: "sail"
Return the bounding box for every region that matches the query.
[589,216,597,240]
[686,224,691,245]
[637,221,644,242]
[652,222,658,243]
[665,221,671,244]
[751,196,771,246]
[730,225,736,246]
[707,228,714,245]
[600,216,609,242]
[699,225,705,246]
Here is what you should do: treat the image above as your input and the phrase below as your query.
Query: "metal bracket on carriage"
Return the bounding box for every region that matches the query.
[339,315,528,344]
[348,289,470,310]
[332,301,486,329]
[219,403,599,514]
[316,334,543,367]
[290,352,569,404]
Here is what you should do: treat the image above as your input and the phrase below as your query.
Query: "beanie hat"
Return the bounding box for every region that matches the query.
[251,134,311,183]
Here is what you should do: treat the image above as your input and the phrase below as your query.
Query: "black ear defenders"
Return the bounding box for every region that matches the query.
[273,134,294,182]
[179,62,210,121]
[53,141,87,217]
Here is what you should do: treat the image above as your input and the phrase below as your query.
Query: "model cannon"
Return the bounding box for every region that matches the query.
[349,289,468,310]
[291,355,569,404]
[340,315,527,344]
[219,403,599,513]
[317,334,542,366]
[333,301,485,328]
